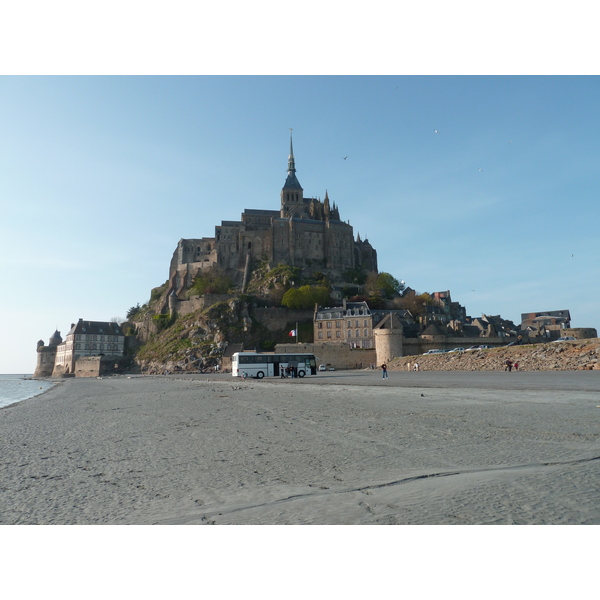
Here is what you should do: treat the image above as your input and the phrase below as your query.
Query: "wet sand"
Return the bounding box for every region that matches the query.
[1,371,598,524]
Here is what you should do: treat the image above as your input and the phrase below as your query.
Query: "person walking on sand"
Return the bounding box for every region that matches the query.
[413,362,420,372]
[381,363,388,379]
[504,359,513,372]
[514,361,519,371]
[407,362,411,371]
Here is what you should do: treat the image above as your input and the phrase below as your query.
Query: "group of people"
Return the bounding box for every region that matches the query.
[381,361,421,378]
[280,365,299,378]
[379,359,520,375]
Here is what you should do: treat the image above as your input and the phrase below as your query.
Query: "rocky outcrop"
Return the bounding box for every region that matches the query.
[389,339,600,372]
[131,297,312,374]
[133,298,249,374]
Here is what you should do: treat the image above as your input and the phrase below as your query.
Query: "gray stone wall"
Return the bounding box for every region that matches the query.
[276,342,376,370]
[561,328,597,339]
[173,294,233,317]
[74,356,125,377]
[74,356,103,377]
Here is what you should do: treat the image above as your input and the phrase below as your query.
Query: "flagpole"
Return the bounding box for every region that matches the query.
[296,322,299,344]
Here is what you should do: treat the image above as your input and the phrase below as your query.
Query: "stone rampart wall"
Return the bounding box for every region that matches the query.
[562,328,598,339]
[174,294,233,316]
[277,335,522,368]
[75,357,103,378]
[276,342,377,370]
[74,356,127,377]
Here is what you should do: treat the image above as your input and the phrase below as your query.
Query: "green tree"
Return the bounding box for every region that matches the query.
[377,272,404,297]
[126,303,141,319]
[365,272,404,298]
[342,267,368,285]
[189,267,233,296]
[281,285,330,309]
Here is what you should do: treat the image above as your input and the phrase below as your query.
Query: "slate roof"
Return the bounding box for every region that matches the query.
[421,323,447,336]
[69,319,124,336]
[283,173,303,190]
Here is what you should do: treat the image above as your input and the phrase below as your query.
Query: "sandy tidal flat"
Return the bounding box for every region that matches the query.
[1,372,598,524]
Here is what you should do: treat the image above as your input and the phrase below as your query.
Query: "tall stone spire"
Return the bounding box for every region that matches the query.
[288,131,296,174]
[283,130,302,190]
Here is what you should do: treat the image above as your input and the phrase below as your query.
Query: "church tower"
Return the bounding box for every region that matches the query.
[280,131,304,218]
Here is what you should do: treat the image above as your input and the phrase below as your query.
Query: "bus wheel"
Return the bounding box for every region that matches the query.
[298,370,305,378]
[256,371,264,379]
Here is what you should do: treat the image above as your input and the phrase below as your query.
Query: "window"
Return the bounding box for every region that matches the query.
[318,332,323,339]
[327,322,331,329]
[348,330,352,338]
[336,331,340,338]
[327,331,332,338]
[318,322,323,329]
[364,329,368,338]
[336,321,341,328]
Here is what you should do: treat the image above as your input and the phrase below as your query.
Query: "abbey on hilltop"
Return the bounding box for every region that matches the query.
[168,134,378,295]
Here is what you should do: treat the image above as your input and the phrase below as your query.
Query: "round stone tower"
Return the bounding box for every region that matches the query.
[33,330,62,378]
[168,289,179,318]
[374,314,403,366]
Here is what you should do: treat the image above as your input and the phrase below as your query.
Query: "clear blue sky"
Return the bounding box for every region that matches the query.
[1,9,599,374]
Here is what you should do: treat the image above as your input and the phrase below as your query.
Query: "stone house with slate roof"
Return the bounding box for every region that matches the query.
[313,300,414,349]
[51,319,125,376]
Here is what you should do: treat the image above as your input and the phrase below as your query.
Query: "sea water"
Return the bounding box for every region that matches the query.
[0,374,56,409]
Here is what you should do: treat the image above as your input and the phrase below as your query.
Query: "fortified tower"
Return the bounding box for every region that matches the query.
[374,313,404,366]
[33,330,62,377]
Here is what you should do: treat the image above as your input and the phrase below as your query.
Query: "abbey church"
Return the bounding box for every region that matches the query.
[168,135,378,295]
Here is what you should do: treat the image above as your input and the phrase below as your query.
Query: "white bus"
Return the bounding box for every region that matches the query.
[232,352,318,379]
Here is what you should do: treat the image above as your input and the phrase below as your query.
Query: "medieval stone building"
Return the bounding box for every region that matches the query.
[168,135,378,296]
[34,319,125,377]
